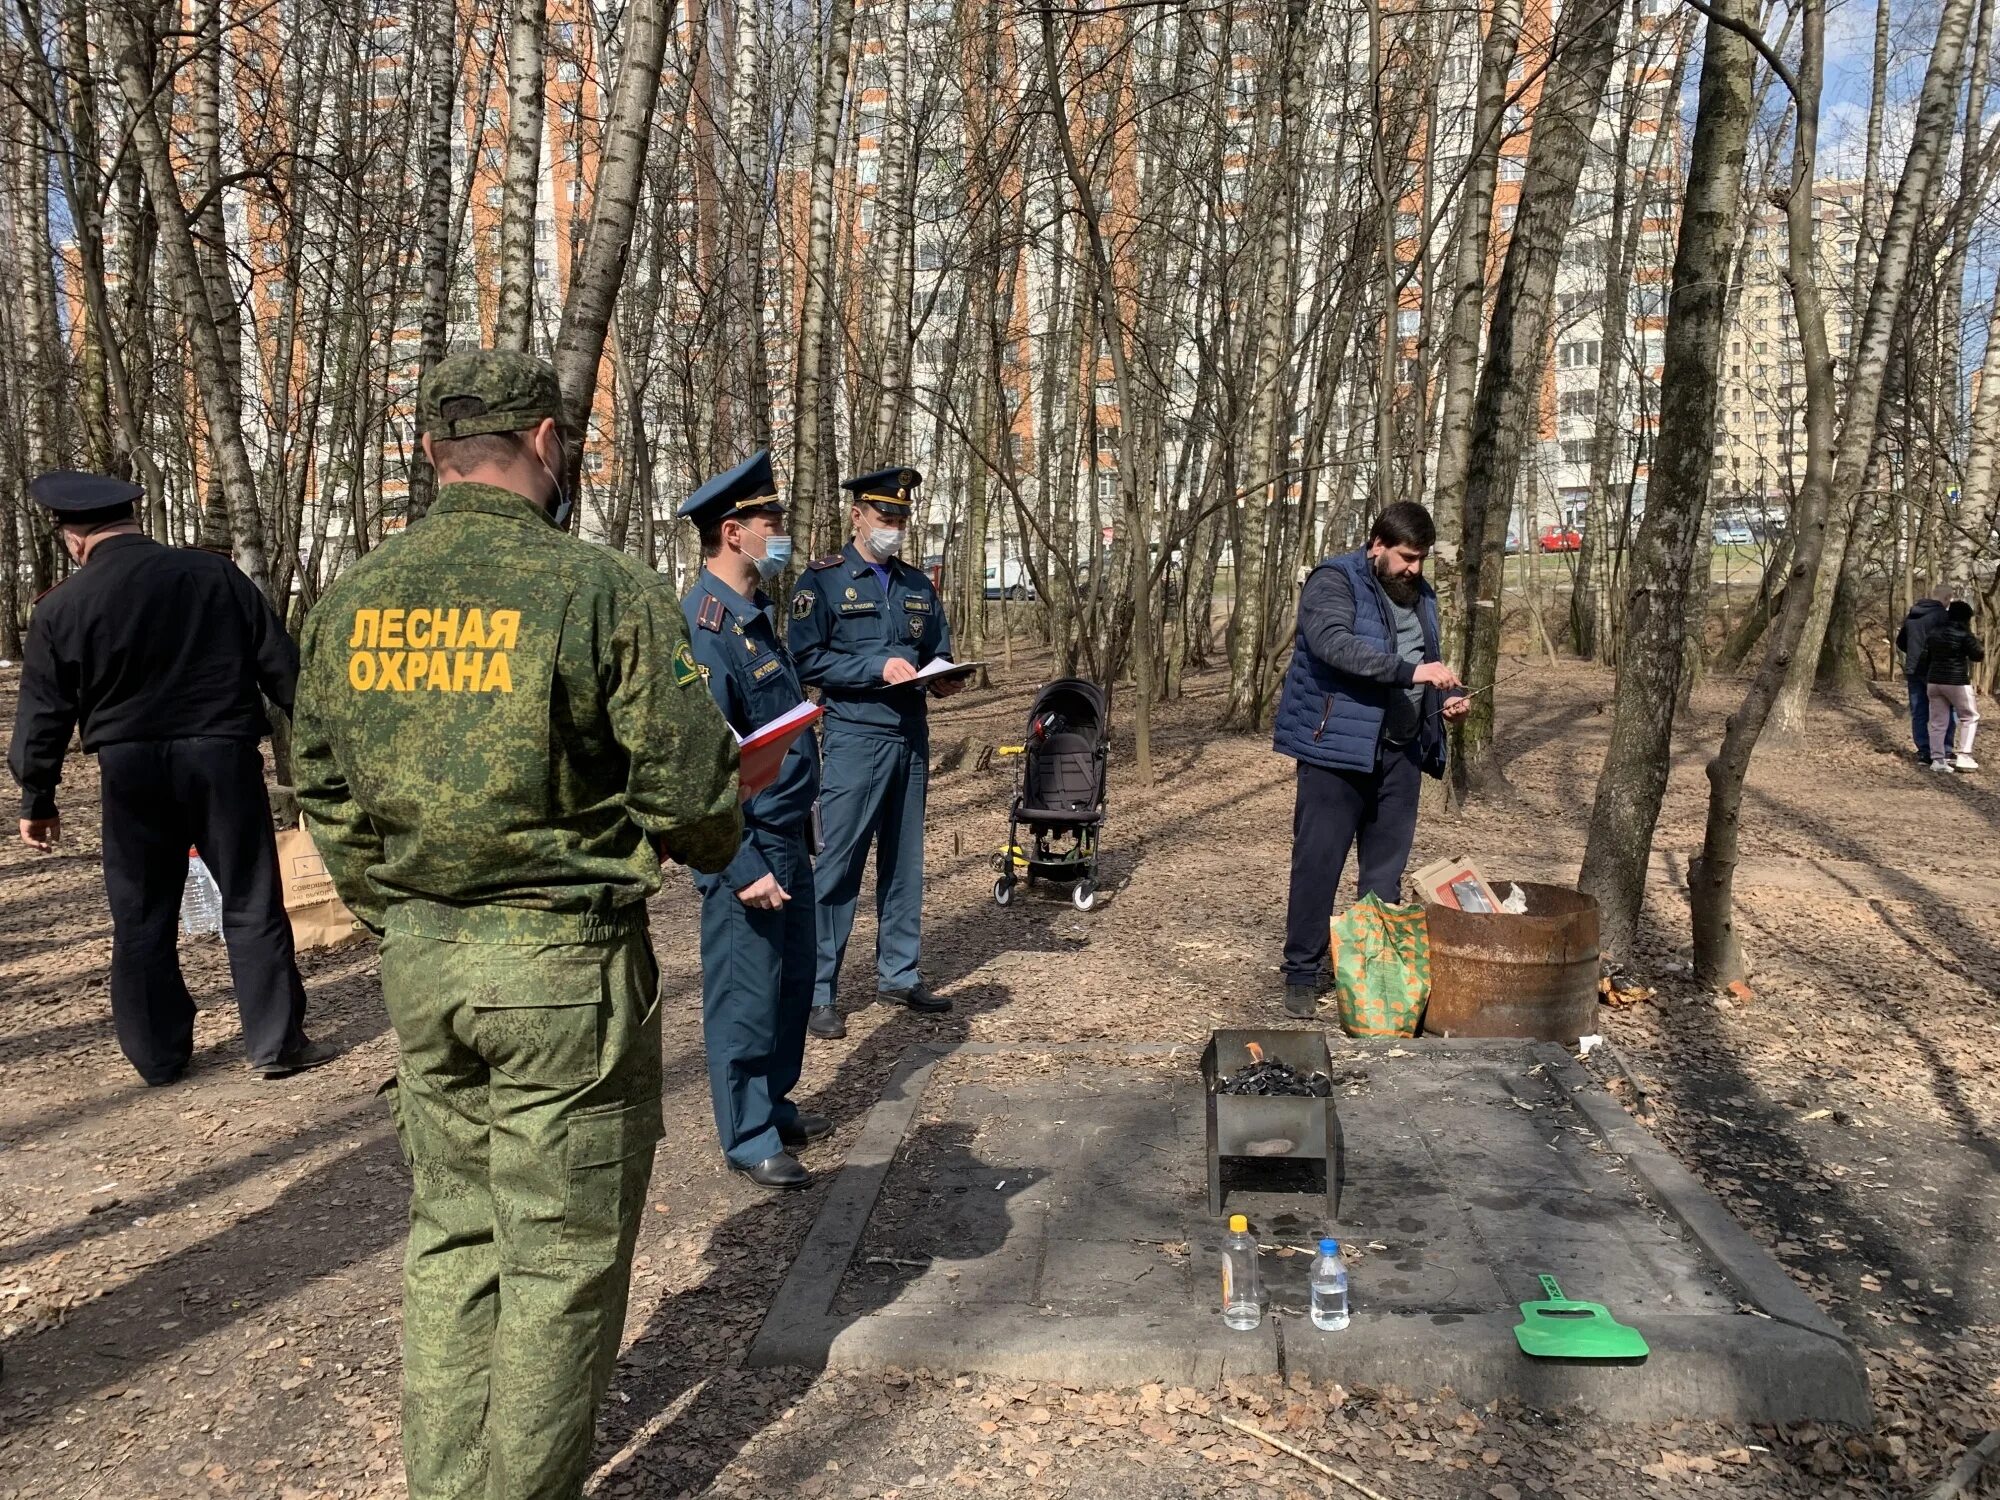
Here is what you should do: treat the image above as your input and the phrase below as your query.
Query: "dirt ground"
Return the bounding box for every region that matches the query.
[1,650,1995,1500]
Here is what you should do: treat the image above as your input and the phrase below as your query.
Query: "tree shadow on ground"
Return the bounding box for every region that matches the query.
[0,1119,405,1434]
[588,1120,1039,1495]
[1631,874,1991,1349]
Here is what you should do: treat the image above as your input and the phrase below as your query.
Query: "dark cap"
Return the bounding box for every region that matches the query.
[417,350,565,440]
[29,470,143,523]
[679,450,784,530]
[840,466,922,517]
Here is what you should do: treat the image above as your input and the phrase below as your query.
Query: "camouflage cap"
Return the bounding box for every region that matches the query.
[418,350,565,440]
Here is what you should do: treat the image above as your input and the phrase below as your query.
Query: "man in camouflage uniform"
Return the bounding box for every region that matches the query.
[292,351,741,1500]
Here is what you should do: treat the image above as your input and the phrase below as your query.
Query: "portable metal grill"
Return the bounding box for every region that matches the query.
[1201,1028,1343,1219]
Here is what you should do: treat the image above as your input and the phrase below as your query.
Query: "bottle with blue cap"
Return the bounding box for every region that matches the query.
[1310,1237,1350,1330]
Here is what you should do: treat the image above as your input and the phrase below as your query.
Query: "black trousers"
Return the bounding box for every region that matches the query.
[97,737,309,1081]
[1281,744,1423,987]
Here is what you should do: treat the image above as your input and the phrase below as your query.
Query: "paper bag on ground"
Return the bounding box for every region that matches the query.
[277,824,364,951]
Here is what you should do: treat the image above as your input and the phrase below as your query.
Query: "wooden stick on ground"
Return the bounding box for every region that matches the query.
[1927,1430,2000,1500]
[1209,1412,1395,1500]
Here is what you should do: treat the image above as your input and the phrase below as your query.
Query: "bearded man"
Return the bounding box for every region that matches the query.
[1272,502,1469,1018]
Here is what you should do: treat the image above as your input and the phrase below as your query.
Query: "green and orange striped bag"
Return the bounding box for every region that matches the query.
[1329,894,1431,1038]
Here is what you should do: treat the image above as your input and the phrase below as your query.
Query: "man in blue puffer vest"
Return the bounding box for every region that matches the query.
[1274,502,1468,1017]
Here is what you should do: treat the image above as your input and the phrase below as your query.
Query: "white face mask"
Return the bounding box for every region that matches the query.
[867,526,905,558]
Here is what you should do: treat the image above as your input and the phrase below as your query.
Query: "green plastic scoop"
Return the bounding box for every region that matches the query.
[1514,1275,1650,1360]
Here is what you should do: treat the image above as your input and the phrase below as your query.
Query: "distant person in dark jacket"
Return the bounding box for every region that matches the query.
[1918,600,1983,774]
[1896,589,1956,762]
[7,471,334,1085]
[1271,502,1469,1017]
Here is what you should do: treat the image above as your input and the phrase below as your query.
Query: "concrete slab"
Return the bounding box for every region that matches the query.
[750,1040,1870,1426]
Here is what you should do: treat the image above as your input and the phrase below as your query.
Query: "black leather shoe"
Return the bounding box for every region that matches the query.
[1283,984,1318,1019]
[254,1039,341,1080]
[808,1007,847,1040]
[881,983,951,1014]
[779,1112,833,1148]
[732,1152,811,1189]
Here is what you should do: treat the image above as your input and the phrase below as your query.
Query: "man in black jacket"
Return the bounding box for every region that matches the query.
[1918,600,1983,773]
[1897,588,1956,763]
[8,472,335,1085]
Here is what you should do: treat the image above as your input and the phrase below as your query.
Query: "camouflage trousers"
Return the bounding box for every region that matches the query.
[379,906,663,1500]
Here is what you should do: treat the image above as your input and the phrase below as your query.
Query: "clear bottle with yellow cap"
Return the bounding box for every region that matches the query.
[1221,1214,1262,1330]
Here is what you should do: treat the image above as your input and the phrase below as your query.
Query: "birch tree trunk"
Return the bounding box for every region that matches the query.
[864,0,914,461]
[1690,0,1836,987]
[554,0,676,493]
[407,0,460,522]
[106,5,273,598]
[1038,6,1154,785]
[495,0,548,352]
[191,0,246,550]
[1769,0,1980,737]
[1431,0,1524,662]
[1953,271,2000,591]
[790,0,856,553]
[1449,0,1623,796]
[1576,0,1756,961]
[1572,16,1687,662]
[1222,0,1307,731]
[724,0,771,454]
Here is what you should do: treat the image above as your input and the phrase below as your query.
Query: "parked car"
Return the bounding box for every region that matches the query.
[984,560,1036,601]
[1537,526,1582,553]
[1712,520,1753,546]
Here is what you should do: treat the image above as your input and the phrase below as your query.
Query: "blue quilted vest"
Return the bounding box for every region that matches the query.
[1272,549,1445,777]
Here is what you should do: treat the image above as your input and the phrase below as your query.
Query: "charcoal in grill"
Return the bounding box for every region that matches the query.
[1217,1059,1333,1097]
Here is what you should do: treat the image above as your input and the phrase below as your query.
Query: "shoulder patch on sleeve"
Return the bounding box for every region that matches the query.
[807,554,845,571]
[696,593,726,633]
[672,641,701,687]
[791,588,817,620]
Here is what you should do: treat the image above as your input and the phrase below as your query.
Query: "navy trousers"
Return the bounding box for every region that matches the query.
[696,826,815,1166]
[813,730,928,1007]
[1281,743,1423,987]
[96,736,309,1082]
[1909,674,1956,760]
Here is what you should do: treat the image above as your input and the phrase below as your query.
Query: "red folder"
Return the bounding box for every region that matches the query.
[737,701,823,799]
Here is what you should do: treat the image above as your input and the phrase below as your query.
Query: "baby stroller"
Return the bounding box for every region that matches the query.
[992,679,1109,911]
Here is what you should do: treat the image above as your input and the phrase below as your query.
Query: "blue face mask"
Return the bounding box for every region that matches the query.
[753,533,793,583]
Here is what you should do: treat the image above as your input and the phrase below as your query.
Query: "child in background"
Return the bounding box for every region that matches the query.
[1921,600,1984,773]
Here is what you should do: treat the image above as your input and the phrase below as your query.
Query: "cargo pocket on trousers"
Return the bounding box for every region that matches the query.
[562,1101,661,1256]
[376,1075,412,1173]
[469,955,608,1091]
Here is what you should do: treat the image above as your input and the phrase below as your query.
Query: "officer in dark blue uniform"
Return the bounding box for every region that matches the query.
[680,452,830,1188]
[788,466,962,1041]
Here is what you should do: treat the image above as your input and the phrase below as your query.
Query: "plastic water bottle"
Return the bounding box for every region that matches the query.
[1221,1214,1262,1330]
[180,850,223,937]
[1310,1237,1350,1330]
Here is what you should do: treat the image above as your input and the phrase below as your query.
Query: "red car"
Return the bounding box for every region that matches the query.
[1537,526,1582,553]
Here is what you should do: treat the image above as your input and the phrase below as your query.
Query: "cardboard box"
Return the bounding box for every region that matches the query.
[1412,857,1502,915]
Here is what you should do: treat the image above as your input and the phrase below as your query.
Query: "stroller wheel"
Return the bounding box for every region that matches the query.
[1071,880,1096,912]
[993,877,1015,907]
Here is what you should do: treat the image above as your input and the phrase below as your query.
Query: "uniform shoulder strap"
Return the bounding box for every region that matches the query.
[695,592,726,633]
[807,554,845,571]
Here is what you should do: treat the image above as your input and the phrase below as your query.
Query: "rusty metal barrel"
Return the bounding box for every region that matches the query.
[1422,882,1601,1041]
